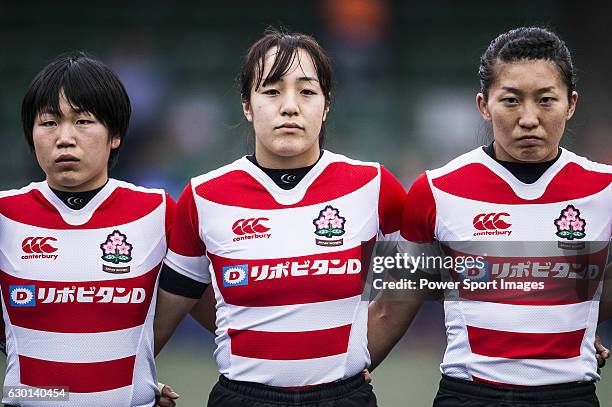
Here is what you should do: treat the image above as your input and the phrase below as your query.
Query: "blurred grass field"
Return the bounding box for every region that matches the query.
[154,342,612,407]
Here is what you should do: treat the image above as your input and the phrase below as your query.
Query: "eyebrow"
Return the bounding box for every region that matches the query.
[501,86,556,94]
[263,76,320,85]
[298,76,319,82]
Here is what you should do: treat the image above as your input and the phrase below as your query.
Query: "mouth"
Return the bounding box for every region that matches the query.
[55,155,79,167]
[275,122,304,130]
[517,135,543,141]
[515,135,544,146]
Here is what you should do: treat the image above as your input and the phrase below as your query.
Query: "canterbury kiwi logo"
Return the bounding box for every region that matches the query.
[232,218,271,235]
[22,237,58,254]
[473,213,511,231]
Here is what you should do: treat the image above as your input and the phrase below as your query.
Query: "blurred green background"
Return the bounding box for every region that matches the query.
[1,1,611,405]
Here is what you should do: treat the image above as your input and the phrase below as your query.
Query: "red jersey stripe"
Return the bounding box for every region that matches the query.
[19,354,136,392]
[228,324,352,360]
[1,264,159,333]
[195,162,378,209]
[444,247,607,305]
[209,241,373,307]
[432,162,612,204]
[467,325,585,359]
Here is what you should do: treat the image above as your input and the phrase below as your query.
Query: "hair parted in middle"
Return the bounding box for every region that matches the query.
[239,28,334,146]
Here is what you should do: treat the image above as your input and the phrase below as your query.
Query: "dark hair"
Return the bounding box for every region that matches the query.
[21,52,131,169]
[478,27,576,101]
[240,29,333,147]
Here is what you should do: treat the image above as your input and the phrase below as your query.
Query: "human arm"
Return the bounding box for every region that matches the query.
[155,183,212,355]
[598,262,612,323]
[368,285,423,371]
[368,171,439,371]
[189,284,217,334]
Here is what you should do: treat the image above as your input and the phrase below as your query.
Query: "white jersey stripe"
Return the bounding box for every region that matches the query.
[13,325,143,363]
[468,354,598,386]
[460,300,594,333]
[226,354,347,387]
[225,295,361,332]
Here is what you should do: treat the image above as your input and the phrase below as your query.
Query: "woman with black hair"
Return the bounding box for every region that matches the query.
[0,53,175,407]
[154,30,405,407]
[369,27,611,406]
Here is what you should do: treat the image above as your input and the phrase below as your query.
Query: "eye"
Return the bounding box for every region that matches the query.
[540,96,556,105]
[76,119,94,125]
[262,89,280,96]
[501,97,519,105]
[40,120,57,127]
[301,88,317,96]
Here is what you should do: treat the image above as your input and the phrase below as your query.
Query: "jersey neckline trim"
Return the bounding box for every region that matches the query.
[237,150,333,205]
[476,147,571,200]
[38,179,118,225]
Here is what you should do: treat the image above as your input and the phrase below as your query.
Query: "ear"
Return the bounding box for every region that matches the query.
[242,100,253,122]
[476,93,491,122]
[322,102,330,122]
[566,91,578,120]
[110,135,121,150]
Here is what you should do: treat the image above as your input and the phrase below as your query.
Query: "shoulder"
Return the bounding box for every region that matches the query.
[190,157,248,189]
[427,147,490,181]
[319,150,381,184]
[0,182,47,215]
[111,179,167,197]
[558,149,612,175]
[108,179,168,209]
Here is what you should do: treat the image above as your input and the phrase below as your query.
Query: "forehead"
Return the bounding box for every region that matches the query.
[491,59,566,92]
[38,93,87,116]
[261,47,318,79]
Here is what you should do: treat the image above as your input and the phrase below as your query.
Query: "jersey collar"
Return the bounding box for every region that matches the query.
[38,179,118,225]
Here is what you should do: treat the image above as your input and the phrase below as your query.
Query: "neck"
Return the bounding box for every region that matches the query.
[47,176,109,193]
[254,144,321,169]
[492,141,559,163]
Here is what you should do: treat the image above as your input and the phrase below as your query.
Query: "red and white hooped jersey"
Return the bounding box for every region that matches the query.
[0,179,173,406]
[401,146,612,386]
[165,151,405,387]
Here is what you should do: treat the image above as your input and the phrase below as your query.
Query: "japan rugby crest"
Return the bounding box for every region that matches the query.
[100,230,133,274]
[313,205,346,247]
[554,205,586,240]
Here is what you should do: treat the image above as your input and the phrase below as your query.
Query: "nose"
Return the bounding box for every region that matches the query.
[56,123,76,148]
[518,102,539,129]
[280,91,299,116]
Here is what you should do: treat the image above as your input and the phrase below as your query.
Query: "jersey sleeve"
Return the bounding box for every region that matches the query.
[378,166,407,240]
[401,172,436,243]
[160,182,211,298]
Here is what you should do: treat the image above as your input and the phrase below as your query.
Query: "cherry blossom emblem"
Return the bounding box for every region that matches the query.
[554,205,586,240]
[100,230,133,264]
[313,205,346,238]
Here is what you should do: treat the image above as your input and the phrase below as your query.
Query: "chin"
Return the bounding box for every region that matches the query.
[515,148,553,163]
[270,141,313,158]
[51,175,83,189]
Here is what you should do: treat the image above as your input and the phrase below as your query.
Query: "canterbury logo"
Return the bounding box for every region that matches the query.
[22,237,58,254]
[473,213,511,231]
[232,218,270,235]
